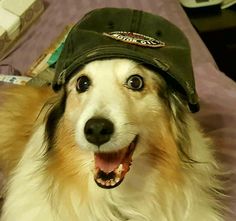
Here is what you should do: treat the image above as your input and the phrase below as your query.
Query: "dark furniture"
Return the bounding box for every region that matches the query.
[184,5,236,81]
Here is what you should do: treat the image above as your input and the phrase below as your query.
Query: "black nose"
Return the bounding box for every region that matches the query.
[84,117,114,146]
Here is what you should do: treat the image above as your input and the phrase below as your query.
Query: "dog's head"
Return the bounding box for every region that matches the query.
[46,59,191,189]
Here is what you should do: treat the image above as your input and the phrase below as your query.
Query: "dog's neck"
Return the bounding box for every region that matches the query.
[3,122,222,221]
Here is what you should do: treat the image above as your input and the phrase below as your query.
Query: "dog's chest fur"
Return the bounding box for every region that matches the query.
[1,125,219,221]
[1,126,158,221]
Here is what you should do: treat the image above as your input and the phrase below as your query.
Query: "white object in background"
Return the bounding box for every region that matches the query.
[0,26,7,52]
[221,0,236,9]
[0,8,20,40]
[0,25,6,39]
[179,0,223,8]
[1,0,36,17]
[0,74,32,85]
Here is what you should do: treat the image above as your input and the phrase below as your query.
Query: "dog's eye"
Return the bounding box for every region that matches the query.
[126,75,144,91]
[76,75,91,93]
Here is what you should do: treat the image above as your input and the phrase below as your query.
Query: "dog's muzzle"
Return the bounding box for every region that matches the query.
[84,117,138,189]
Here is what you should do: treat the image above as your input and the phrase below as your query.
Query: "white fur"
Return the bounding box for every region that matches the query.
[71,60,141,152]
[0,59,223,221]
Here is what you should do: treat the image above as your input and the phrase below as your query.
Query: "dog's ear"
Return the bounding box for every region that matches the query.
[45,87,67,151]
[167,90,197,163]
[168,91,189,118]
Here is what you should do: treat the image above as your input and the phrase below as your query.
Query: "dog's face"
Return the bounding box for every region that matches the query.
[48,59,183,190]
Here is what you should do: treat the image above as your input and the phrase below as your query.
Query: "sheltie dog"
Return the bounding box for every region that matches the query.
[0,59,223,220]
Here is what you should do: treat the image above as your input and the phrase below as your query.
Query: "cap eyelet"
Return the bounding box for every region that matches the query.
[155,30,162,37]
[107,21,115,30]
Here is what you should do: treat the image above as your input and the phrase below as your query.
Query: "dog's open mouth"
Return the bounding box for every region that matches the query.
[94,136,138,189]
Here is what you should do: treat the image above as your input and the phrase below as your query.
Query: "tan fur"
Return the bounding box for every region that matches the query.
[46,118,91,201]
[0,86,54,176]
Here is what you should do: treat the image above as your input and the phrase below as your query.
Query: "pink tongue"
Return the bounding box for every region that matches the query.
[95,149,127,173]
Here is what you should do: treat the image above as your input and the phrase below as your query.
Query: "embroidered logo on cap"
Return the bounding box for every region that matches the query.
[103,31,165,48]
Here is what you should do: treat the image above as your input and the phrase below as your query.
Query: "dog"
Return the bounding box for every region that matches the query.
[0,59,223,221]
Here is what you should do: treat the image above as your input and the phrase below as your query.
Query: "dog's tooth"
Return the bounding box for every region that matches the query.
[105,180,111,186]
[115,177,120,183]
[97,178,103,184]
[115,164,124,176]
[101,180,106,186]
[118,164,124,172]
[110,180,116,186]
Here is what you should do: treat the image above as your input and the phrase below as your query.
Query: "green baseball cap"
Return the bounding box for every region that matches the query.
[53,8,199,112]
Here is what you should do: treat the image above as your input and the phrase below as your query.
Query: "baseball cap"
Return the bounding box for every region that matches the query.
[53,7,199,112]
